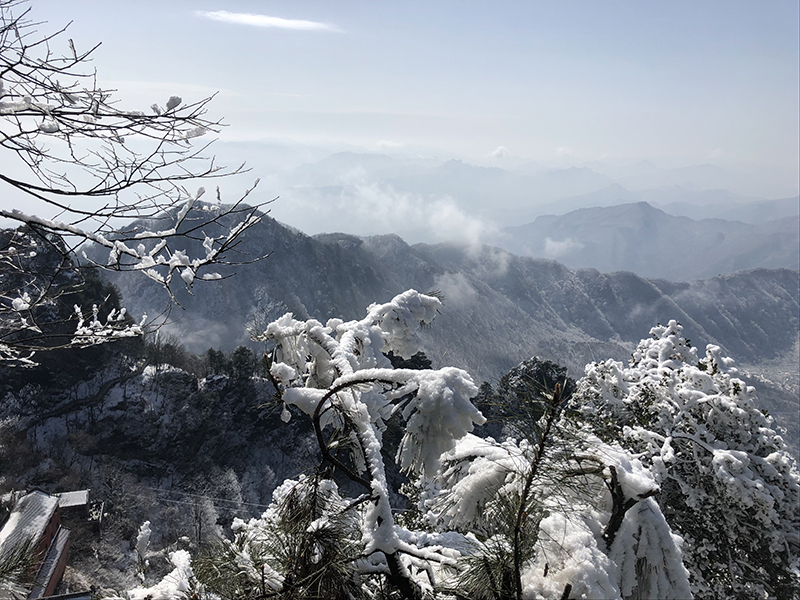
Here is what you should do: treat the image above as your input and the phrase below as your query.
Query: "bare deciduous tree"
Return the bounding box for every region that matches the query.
[0,0,270,364]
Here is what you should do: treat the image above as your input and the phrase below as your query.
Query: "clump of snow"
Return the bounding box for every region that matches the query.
[135,521,151,561]
[607,498,692,599]
[127,550,194,600]
[165,95,182,111]
[270,361,296,387]
[397,367,484,476]
[11,292,31,311]
[526,511,620,599]
[180,268,194,286]
[37,120,59,133]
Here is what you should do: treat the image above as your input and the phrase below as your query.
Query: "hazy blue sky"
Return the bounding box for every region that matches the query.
[32,0,799,173]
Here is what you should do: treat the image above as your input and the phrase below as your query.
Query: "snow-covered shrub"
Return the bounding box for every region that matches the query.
[195,475,365,599]
[122,550,196,600]
[577,320,800,599]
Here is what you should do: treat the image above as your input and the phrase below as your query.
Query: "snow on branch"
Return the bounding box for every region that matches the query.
[0,1,273,364]
[255,289,485,597]
[0,0,239,211]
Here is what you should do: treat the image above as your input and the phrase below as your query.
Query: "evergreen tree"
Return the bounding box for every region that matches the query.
[576,320,800,599]
[420,358,692,599]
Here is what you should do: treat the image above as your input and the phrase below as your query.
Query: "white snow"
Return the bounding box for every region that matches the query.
[135,521,151,561]
[128,550,194,600]
[11,292,30,311]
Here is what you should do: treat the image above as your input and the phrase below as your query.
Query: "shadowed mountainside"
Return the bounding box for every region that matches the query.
[91,212,799,384]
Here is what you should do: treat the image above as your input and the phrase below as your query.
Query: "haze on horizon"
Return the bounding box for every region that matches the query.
[9,1,800,243]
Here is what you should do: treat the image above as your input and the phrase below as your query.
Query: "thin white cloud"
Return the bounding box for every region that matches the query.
[544,237,583,258]
[198,10,339,32]
[490,146,509,159]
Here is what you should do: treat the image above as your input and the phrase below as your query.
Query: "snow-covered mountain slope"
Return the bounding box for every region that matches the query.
[91,213,799,443]
[93,213,798,374]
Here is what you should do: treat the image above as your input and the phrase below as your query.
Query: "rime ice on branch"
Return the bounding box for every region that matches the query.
[0,0,270,363]
[256,289,486,597]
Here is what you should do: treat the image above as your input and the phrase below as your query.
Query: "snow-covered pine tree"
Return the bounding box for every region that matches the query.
[419,358,693,600]
[195,475,366,599]
[251,289,486,598]
[576,320,800,600]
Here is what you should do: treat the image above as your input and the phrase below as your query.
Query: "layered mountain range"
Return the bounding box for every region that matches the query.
[92,211,799,449]
[498,201,799,280]
[99,214,797,369]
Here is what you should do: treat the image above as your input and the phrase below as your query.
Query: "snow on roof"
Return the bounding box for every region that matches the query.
[54,490,90,508]
[28,527,70,599]
[0,491,59,558]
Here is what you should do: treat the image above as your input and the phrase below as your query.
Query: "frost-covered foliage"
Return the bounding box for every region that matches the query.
[420,392,691,599]
[577,320,800,599]
[247,305,697,599]
[253,289,486,597]
[115,550,196,600]
[195,475,366,599]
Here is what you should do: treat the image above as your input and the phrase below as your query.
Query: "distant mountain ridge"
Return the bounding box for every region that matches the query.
[658,194,800,223]
[532,184,798,223]
[91,211,797,373]
[248,148,798,238]
[498,201,799,280]
[90,211,799,450]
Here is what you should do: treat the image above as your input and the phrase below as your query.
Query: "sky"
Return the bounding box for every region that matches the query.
[3,1,799,241]
[28,0,799,170]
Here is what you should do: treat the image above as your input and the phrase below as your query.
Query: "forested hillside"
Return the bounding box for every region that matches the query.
[93,212,800,451]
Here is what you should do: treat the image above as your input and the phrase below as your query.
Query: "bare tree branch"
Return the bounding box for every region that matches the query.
[0,0,270,364]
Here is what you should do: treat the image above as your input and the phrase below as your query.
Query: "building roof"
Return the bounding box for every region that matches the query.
[28,527,70,600]
[0,491,58,559]
[54,491,89,509]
